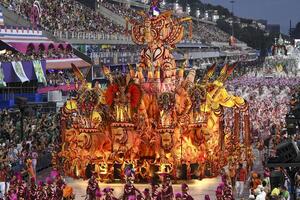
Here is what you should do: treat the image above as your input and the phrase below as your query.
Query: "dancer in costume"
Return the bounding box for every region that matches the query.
[103,187,118,200]
[123,177,141,200]
[15,174,27,200]
[86,173,99,200]
[45,177,57,200]
[143,188,151,200]
[161,176,173,200]
[175,193,182,200]
[181,183,193,200]
[28,177,37,200]
[151,183,161,200]
[36,181,47,200]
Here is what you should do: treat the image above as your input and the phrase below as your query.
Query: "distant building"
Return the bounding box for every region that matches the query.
[204,10,209,20]
[267,24,281,33]
[212,10,219,22]
[257,19,268,26]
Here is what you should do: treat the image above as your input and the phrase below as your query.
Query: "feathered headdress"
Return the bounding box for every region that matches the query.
[202,62,217,84]
[105,84,119,106]
[71,63,85,82]
[224,62,238,81]
[127,83,142,110]
[216,63,229,83]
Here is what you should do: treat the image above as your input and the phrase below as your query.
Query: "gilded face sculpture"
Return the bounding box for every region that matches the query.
[77,133,92,149]
[111,127,128,153]
[160,132,173,151]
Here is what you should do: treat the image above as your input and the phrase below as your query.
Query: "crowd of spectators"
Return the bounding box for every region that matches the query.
[193,23,232,43]
[0,109,61,198]
[0,48,74,62]
[218,56,300,199]
[220,164,292,199]
[0,51,43,62]
[2,0,124,35]
[219,88,299,199]
[2,0,242,45]
[100,0,142,21]
[46,69,76,86]
[100,0,233,44]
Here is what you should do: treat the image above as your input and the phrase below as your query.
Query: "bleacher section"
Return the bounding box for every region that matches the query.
[0,25,90,68]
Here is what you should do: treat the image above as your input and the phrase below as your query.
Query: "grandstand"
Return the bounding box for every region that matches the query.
[0,0,256,109]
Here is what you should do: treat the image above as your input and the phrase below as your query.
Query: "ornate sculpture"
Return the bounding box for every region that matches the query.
[126,6,192,89]
[59,0,251,181]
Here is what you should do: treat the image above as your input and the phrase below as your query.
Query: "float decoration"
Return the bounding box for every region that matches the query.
[59,0,251,181]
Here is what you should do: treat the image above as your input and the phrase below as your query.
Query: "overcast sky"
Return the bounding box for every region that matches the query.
[203,0,300,34]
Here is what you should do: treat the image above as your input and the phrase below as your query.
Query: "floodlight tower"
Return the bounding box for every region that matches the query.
[230,0,235,37]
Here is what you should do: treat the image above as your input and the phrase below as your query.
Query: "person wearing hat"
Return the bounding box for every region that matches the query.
[204,195,210,200]
[15,174,27,200]
[181,183,193,200]
[123,176,141,200]
[86,173,99,200]
[28,177,37,200]
[36,181,47,200]
[151,182,161,200]
[103,187,117,200]
[162,176,173,200]
[45,176,57,200]
[143,188,151,200]
[175,193,182,200]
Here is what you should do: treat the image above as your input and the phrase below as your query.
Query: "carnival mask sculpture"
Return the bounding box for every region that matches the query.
[160,132,173,152]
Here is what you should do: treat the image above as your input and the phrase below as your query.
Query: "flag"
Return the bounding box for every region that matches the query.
[0,62,6,87]
[11,61,29,83]
[33,60,47,85]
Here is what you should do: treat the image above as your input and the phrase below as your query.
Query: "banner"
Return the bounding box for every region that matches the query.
[33,60,47,85]
[11,61,29,83]
[0,62,6,87]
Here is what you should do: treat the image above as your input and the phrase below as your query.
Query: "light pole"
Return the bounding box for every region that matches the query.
[230,0,235,37]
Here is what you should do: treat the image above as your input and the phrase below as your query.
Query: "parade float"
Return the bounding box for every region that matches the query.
[58,0,252,182]
[263,34,300,76]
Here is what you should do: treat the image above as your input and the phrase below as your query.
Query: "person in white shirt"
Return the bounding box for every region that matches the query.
[31,148,38,175]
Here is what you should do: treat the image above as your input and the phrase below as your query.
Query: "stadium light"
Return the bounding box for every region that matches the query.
[196,9,201,18]
[230,0,235,37]
[186,4,191,15]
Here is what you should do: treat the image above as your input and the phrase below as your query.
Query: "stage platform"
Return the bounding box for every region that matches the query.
[64,177,221,200]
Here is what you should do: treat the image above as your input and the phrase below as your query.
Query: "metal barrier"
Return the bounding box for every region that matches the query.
[53,31,131,42]
[53,31,202,44]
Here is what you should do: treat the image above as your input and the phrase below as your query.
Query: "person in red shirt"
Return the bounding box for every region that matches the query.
[235,163,247,197]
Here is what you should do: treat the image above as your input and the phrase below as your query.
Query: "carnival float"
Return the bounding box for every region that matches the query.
[58,0,252,182]
[263,34,300,76]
